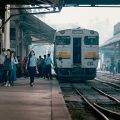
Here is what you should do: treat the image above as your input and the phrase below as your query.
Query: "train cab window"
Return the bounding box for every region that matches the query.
[84,36,99,45]
[56,36,70,45]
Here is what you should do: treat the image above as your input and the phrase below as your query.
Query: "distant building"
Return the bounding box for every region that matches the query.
[99,22,120,72]
[114,22,120,35]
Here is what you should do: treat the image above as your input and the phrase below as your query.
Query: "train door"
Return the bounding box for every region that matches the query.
[73,37,81,64]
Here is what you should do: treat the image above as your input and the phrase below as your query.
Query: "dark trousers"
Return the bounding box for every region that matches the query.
[43,65,47,78]
[38,65,43,77]
[28,67,36,84]
[0,64,4,83]
[23,68,29,78]
[46,65,52,80]
[4,70,11,84]
[30,76,34,84]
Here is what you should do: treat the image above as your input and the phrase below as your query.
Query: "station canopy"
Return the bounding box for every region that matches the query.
[1,0,120,6]
[0,0,61,5]
[0,0,63,19]
[101,33,120,47]
[1,0,120,18]
[1,0,120,13]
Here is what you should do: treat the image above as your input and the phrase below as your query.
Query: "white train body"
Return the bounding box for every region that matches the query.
[54,28,99,80]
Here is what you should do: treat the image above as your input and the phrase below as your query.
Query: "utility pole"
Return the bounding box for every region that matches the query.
[4,4,10,49]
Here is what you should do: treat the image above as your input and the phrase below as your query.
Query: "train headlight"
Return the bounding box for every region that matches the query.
[59,30,65,34]
[87,62,93,66]
[90,30,94,34]
[59,57,62,61]
[93,57,96,61]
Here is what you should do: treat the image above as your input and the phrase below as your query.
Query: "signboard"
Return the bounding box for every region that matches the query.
[72,30,83,34]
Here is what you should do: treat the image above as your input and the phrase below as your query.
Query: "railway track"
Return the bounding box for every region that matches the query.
[60,81,120,120]
[72,85,120,120]
[73,84,120,119]
[97,71,120,88]
[72,86,109,120]
[95,78,120,89]
[61,84,101,120]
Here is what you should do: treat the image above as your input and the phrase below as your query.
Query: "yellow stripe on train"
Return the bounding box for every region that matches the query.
[56,51,70,59]
[84,52,97,59]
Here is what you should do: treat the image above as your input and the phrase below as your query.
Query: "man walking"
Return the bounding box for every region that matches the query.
[46,54,53,80]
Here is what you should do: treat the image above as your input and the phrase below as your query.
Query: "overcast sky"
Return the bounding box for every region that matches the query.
[38,7,120,45]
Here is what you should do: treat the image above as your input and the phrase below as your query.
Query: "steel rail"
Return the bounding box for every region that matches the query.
[92,87,120,104]
[93,103,120,119]
[71,81,120,119]
[95,78,120,89]
[72,85,109,120]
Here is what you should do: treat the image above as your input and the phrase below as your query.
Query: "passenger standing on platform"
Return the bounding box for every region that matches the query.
[111,63,115,76]
[0,48,6,84]
[3,49,12,87]
[43,55,47,79]
[26,50,38,87]
[22,56,28,78]
[46,54,53,80]
[117,60,120,73]
[11,51,18,86]
[37,56,43,77]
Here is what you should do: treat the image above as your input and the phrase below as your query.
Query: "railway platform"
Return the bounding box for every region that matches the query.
[0,77,71,120]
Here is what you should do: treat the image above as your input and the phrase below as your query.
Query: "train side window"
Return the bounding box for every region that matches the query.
[55,36,70,45]
[84,36,99,45]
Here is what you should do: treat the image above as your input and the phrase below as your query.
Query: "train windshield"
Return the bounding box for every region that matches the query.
[84,36,99,45]
[55,36,70,45]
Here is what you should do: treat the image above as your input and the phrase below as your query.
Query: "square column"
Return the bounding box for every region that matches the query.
[4,5,10,49]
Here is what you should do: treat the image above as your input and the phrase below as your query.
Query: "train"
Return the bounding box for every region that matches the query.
[53,27,99,81]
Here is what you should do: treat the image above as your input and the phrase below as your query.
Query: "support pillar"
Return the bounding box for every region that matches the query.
[4,5,10,49]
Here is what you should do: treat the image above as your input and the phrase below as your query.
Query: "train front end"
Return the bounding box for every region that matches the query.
[54,28,99,81]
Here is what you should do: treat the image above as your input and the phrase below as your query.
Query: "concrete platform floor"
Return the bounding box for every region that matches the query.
[0,78,71,120]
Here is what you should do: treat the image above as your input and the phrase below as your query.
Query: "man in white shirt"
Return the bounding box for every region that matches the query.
[46,54,53,80]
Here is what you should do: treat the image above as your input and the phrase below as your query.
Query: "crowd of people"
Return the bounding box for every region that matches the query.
[0,48,53,87]
[0,49,18,86]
